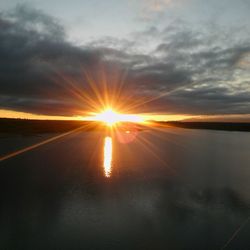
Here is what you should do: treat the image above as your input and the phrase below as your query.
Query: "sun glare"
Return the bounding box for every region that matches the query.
[95,109,120,126]
[91,108,143,126]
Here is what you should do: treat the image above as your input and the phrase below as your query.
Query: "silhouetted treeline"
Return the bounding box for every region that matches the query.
[0,118,103,134]
[1,119,250,134]
[164,121,250,132]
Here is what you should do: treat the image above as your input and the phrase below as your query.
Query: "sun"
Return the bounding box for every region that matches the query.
[95,109,121,126]
[91,108,143,127]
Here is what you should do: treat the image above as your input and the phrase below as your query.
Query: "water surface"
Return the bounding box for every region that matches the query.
[0,128,250,249]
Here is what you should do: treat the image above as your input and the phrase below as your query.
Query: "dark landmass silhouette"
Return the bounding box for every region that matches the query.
[0,118,250,134]
[0,118,99,134]
[0,118,146,134]
[160,121,250,132]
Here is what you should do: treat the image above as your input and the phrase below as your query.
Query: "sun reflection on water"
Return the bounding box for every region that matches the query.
[103,136,112,178]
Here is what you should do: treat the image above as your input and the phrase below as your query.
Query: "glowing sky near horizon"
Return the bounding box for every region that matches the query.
[0,0,250,121]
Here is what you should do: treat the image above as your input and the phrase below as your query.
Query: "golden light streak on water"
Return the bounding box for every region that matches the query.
[103,136,112,178]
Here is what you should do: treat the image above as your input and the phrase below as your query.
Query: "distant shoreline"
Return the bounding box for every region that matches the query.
[0,118,102,134]
[158,121,250,132]
[0,118,250,134]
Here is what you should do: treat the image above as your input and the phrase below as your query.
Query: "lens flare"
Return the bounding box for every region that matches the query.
[103,136,112,177]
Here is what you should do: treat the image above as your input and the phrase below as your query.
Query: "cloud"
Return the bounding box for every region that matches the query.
[133,0,179,22]
[143,0,173,13]
[0,5,249,117]
[0,5,104,115]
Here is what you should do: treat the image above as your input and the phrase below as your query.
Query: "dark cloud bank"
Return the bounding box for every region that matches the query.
[0,5,250,117]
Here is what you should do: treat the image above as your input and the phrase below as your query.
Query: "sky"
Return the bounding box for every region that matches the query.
[0,0,250,121]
